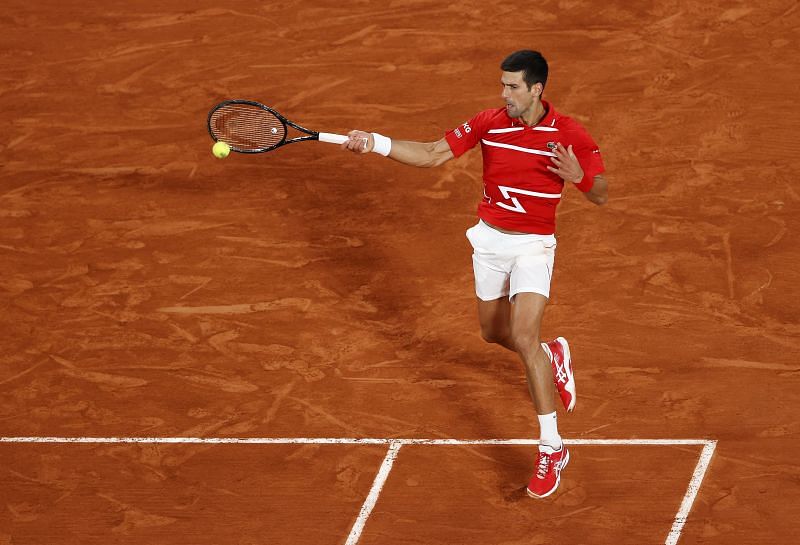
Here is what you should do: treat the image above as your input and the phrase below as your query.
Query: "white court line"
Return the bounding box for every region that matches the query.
[344,441,402,545]
[665,440,717,545]
[0,436,711,446]
[0,436,716,545]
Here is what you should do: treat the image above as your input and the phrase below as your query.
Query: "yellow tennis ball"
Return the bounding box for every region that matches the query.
[212,141,230,159]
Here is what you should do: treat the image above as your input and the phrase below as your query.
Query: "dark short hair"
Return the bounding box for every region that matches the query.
[500,50,548,91]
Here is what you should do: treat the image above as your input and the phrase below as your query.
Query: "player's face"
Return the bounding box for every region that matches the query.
[501,71,541,119]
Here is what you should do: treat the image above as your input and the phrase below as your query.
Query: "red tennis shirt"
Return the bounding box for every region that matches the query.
[444,100,604,234]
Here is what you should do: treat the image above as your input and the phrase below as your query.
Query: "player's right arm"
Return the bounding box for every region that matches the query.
[341,130,454,168]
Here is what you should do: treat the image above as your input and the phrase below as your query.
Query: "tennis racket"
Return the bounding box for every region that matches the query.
[207,99,349,154]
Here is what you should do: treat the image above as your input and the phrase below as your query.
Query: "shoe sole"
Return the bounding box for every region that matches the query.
[556,336,576,412]
[526,449,571,499]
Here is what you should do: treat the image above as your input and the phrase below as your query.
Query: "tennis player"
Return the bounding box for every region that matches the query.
[341,50,608,498]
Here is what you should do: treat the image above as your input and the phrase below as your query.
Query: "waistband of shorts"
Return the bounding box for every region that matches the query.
[477,220,556,244]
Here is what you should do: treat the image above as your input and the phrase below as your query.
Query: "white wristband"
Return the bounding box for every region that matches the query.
[370,132,392,156]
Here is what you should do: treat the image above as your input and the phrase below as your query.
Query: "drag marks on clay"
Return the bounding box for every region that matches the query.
[167,322,199,344]
[213,234,358,269]
[40,263,91,288]
[0,359,49,387]
[0,208,33,219]
[764,217,787,248]
[345,411,426,439]
[118,8,274,30]
[174,276,212,300]
[225,254,327,269]
[297,5,453,29]
[173,371,258,394]
[262,380,297,426]
[717,7,754,23]
[413,158,480,201]
[206,330,241,360]
[699,358,800,373]
[50,354,149,389]
[313,102,443,116]
[282,77,353,111]
[391,61,474,76]
[4,130,35,150]
[88,39,196,64]
[758,422,800,438]
[262,356,327,384]
[288,396,366,437]
[97,493,179,533]
[332,25,381,46]
[215,236,310,249]
[97,53,182,95]
[0,243,35,254]
[124,220,235,238]
[157,297,311,315]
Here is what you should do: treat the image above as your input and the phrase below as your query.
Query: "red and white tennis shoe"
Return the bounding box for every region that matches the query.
[526,445,570,498]
[542,336,576,412]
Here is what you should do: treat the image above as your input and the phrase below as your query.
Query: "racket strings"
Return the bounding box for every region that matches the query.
[210,104,286,151]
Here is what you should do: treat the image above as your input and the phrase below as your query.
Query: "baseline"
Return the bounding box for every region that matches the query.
[0,436,717,545]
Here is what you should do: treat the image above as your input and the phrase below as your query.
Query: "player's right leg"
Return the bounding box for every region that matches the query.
[466,221,516,351]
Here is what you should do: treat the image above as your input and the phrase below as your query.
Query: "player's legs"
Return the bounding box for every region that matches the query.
[467,221,570,497]
[467,220,565,442]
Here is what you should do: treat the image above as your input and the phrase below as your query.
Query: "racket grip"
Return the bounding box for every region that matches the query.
[318,133,349,145]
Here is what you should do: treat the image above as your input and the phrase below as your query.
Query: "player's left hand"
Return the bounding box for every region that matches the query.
[547,143,584,184]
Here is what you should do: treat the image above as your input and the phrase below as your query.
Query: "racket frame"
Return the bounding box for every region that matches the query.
[207,99,324,154]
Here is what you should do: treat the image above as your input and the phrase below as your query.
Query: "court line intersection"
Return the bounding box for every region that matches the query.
[0,436,717,545]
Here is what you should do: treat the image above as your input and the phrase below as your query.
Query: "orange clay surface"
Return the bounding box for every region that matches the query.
[1,1,799,544]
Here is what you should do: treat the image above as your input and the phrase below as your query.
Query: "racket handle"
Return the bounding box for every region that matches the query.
[318,133,349,145]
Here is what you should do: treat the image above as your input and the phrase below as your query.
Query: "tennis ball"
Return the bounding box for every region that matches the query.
[212,141,231,159]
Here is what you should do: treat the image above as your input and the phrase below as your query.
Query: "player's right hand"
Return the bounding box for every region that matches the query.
[342,130,373,154]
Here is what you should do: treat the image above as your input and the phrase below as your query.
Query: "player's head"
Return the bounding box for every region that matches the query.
[500,50,548,119]
[501,50,548,91]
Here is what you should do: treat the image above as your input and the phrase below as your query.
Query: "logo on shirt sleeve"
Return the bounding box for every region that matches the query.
[453,121,472,139]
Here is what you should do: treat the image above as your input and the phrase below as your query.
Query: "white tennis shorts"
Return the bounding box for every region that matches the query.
[465,220,557,301]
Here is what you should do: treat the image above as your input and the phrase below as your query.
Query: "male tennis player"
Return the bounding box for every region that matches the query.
[341,50,608,498]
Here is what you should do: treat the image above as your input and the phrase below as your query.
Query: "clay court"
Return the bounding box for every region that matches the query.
[1,1,799,543]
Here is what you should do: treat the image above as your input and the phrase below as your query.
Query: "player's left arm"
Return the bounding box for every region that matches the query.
[547,142,608,206]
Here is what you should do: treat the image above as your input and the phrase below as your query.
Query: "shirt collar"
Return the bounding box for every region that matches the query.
[508,99,557,128]
[538,100,557,127]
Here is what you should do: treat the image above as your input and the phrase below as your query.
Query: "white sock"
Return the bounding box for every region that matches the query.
[538,411,562,451]
[540,342,553,362]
